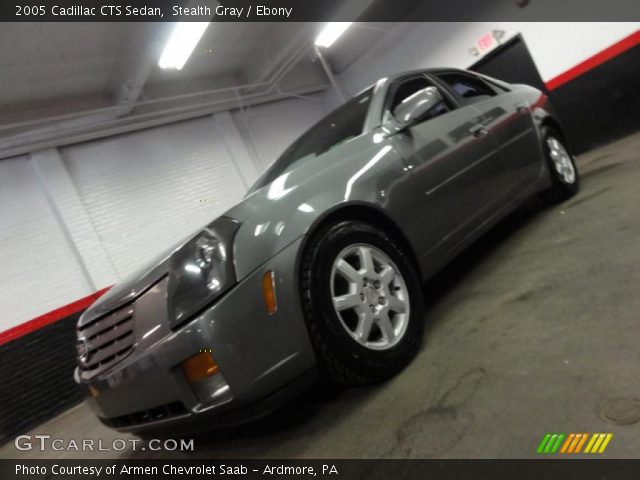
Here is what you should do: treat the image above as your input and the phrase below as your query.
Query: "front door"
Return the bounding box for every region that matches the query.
[384,75,509,266]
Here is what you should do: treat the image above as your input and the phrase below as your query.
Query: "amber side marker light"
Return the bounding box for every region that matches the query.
[262,270,277,315]
[182,351,220,384]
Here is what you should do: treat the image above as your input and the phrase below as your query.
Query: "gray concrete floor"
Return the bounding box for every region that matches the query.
[3,132,640,460]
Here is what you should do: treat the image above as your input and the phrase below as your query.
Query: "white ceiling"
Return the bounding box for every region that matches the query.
[1,23,131,106]
[0,20,398,158]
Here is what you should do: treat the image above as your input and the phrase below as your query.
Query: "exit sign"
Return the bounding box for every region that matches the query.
[476,32,497,52]
[470,30,507,57]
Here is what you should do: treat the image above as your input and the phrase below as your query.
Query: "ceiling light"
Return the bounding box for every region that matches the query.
[159,22,210,70]
[315,22,353,49]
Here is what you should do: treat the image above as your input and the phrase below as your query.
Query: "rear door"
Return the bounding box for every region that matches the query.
[384,74,510,260]
[434,71,540,190]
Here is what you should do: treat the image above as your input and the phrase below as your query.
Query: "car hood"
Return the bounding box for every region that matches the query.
[78,231,197,326]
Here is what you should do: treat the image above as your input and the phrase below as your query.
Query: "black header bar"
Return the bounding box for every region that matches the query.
[2,0,640,22]
[3,459,640,480]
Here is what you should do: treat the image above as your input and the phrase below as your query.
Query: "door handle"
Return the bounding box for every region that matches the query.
[515,103,529,113]
[469,124,489,137]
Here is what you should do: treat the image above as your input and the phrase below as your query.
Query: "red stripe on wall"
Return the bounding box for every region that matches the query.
[546,30,640,91]
[0,286,111,347]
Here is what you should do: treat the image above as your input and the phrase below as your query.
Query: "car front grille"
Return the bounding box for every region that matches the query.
[76,303,135,377]
[100,402,188,429]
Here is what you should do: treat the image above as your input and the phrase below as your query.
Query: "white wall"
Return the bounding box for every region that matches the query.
[231,93,331,170]
[0,97,329,332]
[0,155,92,329]
[335,22,640,97]
[62,114,253,280]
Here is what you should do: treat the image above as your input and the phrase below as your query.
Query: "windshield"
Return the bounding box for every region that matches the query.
[248,88,373,193]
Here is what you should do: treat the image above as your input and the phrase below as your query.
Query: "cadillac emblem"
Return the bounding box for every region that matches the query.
[77,337,90,364]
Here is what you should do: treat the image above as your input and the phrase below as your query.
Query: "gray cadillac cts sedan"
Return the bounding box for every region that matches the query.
[75,68,578,434]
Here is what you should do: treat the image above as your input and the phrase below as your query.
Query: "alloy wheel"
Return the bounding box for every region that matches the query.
[330,244,410,350]
[547,137,576,184]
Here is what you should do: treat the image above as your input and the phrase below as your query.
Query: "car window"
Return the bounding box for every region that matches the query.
[249,89,373,192]
[390,77,432,111]
[388,76,451,124]
[436,72,497,103]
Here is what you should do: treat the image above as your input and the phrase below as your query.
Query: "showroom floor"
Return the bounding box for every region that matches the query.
[3,132,640,460]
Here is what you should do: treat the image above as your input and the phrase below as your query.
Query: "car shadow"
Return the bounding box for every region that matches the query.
[419,195,547,323]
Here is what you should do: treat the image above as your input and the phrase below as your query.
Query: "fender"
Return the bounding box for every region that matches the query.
[224,132,415,281]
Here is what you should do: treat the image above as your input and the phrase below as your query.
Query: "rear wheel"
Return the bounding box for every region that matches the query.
[300,221,424,386]
[540,126,579,203]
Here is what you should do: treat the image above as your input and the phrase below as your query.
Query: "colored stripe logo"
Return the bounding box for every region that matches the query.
[537,433,613,454]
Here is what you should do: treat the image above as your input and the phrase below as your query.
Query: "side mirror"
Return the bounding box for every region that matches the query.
[383,86,445,134]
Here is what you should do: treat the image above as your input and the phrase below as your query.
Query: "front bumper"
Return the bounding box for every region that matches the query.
[75,237,316,433]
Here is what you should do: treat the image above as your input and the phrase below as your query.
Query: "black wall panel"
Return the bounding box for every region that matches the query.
[0,313,84,445]
[470,34,548,93]
[549,43,640,153]
[471,34,640,154]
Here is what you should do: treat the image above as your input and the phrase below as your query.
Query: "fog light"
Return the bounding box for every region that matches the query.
[182,351,219,384]
[262,270,277,315]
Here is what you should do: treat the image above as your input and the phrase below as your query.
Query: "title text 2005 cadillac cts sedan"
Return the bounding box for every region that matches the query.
[75,68,578,434]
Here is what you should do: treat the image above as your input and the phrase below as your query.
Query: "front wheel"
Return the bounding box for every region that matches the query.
[300,221,424,386]
[540,126,579,203]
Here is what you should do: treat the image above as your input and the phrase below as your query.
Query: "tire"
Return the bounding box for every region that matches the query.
[539,126,579,203]
[300,221,424,386]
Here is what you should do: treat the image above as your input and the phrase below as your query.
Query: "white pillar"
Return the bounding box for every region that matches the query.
[30,148,119,290]
[211,111,261,190]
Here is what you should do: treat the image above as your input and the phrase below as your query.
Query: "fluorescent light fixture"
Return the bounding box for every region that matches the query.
[315,22,353,49]
[159,22,210,70]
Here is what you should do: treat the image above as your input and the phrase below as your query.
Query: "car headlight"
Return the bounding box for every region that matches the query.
[167,216,240,329]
